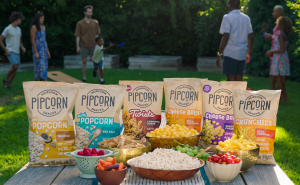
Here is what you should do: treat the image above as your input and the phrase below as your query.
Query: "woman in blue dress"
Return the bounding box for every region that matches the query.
[30,13,51,81]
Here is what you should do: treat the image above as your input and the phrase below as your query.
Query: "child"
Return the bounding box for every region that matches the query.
[0,12,26,89]
[92,37,114,84]
[263,5,284,90]
[266,16,292,102]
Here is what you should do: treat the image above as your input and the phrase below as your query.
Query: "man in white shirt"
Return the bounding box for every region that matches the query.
[216,0,253,81]
[0,12,26,89]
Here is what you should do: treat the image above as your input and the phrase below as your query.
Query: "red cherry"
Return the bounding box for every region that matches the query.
[231,155,236,160]
[214,156,220,162]
[234,158,241,163]
[211,155,218,160]
[217,153,223,157]
[226,158,233,164]
[224,153,230,156]
[221,156,227,162]
[218,159,222,164]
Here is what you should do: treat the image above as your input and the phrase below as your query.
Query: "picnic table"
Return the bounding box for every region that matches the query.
[4,112,295,185]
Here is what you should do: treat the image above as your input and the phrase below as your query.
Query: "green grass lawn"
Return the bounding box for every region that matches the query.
[0,68,300,184]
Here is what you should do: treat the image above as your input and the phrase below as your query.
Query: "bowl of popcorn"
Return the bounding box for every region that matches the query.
[146,124,204,150]
[216,134,259,172]
[64,148,119,179]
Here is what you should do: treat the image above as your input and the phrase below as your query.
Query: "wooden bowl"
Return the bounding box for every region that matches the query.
[94,166,127,185]
[127,158,205,181]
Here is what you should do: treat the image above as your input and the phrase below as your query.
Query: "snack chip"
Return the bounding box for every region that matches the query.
[200,81,247,151]
[98,135,146,149]
[233,89,281,165]
[216,133,257,151]
[74,84,126,149]
[23,82,79,166]
[119,81,164,140]
[164,78,207,132]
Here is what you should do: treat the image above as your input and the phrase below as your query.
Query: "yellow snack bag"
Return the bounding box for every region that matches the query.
[233,89,281,165]
[164,78,207,132]
[23,82,79,166]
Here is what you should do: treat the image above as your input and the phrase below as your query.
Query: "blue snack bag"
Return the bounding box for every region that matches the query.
[74,84,126,149]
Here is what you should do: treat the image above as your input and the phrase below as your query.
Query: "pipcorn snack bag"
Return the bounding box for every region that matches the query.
[233,89,281,165]
[164,78,207,132]
[23,82,79,166]
[119,81,164,140]
[75,84,126,149]
[200,81,247,151]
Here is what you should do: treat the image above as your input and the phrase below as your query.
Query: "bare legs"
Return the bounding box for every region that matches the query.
[82,57,87,81]
[226,75,243,81]
[271,75,288,102]
[4,64,18,88]
[270,75,276,90]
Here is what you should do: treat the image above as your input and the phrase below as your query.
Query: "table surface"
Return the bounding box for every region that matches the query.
[4,162,294,185]
[4,112,295,185]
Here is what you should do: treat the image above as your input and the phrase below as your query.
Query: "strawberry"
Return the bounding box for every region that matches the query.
[92,148,98,154]
[97,150,105,156]
[83,148,92,156]
[77,151,83,156]
[91,154,97,156]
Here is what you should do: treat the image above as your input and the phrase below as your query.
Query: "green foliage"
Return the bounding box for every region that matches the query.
[287,1,300,54]
[0,0,228,66]
[247,0,300,81]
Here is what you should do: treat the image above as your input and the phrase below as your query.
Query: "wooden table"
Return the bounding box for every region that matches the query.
[4,162,294,185]
[4,112,295,185]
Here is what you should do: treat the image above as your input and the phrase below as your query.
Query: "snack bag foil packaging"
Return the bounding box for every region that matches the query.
[74,84,126,149]
[200,81,247,151]
[164,78,207,132]
[23,82,79,167]
[233,89,281,165]
[119,81,164,140]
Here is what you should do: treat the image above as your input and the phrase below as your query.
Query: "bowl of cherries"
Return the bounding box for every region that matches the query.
[206,153,242,183]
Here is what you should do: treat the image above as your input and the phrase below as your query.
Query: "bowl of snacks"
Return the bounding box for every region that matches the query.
[94,157,127,185]
[206,153,243,183]
[146,124,204,150]
[97,135,151,166]
[127,148,205,181]
[171,141,210,160]
[216,134,259,172]
[64,148,118,178]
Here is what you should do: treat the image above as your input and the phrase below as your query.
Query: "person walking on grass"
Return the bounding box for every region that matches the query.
[263,5,284,90]
[266,17,292,102]
[92,37,114,84]
[0,12,26,90]
[30,13,51,81]
[75,5,101,82]
[216,0,253,81]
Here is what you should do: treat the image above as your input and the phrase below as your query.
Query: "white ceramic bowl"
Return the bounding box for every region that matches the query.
[206,160,243,183]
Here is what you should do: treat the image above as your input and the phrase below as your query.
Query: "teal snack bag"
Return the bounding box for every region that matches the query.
[74,83,126,149]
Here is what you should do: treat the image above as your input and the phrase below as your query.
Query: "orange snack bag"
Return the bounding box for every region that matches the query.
[164,78,207,132]
[233,89,281,165]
